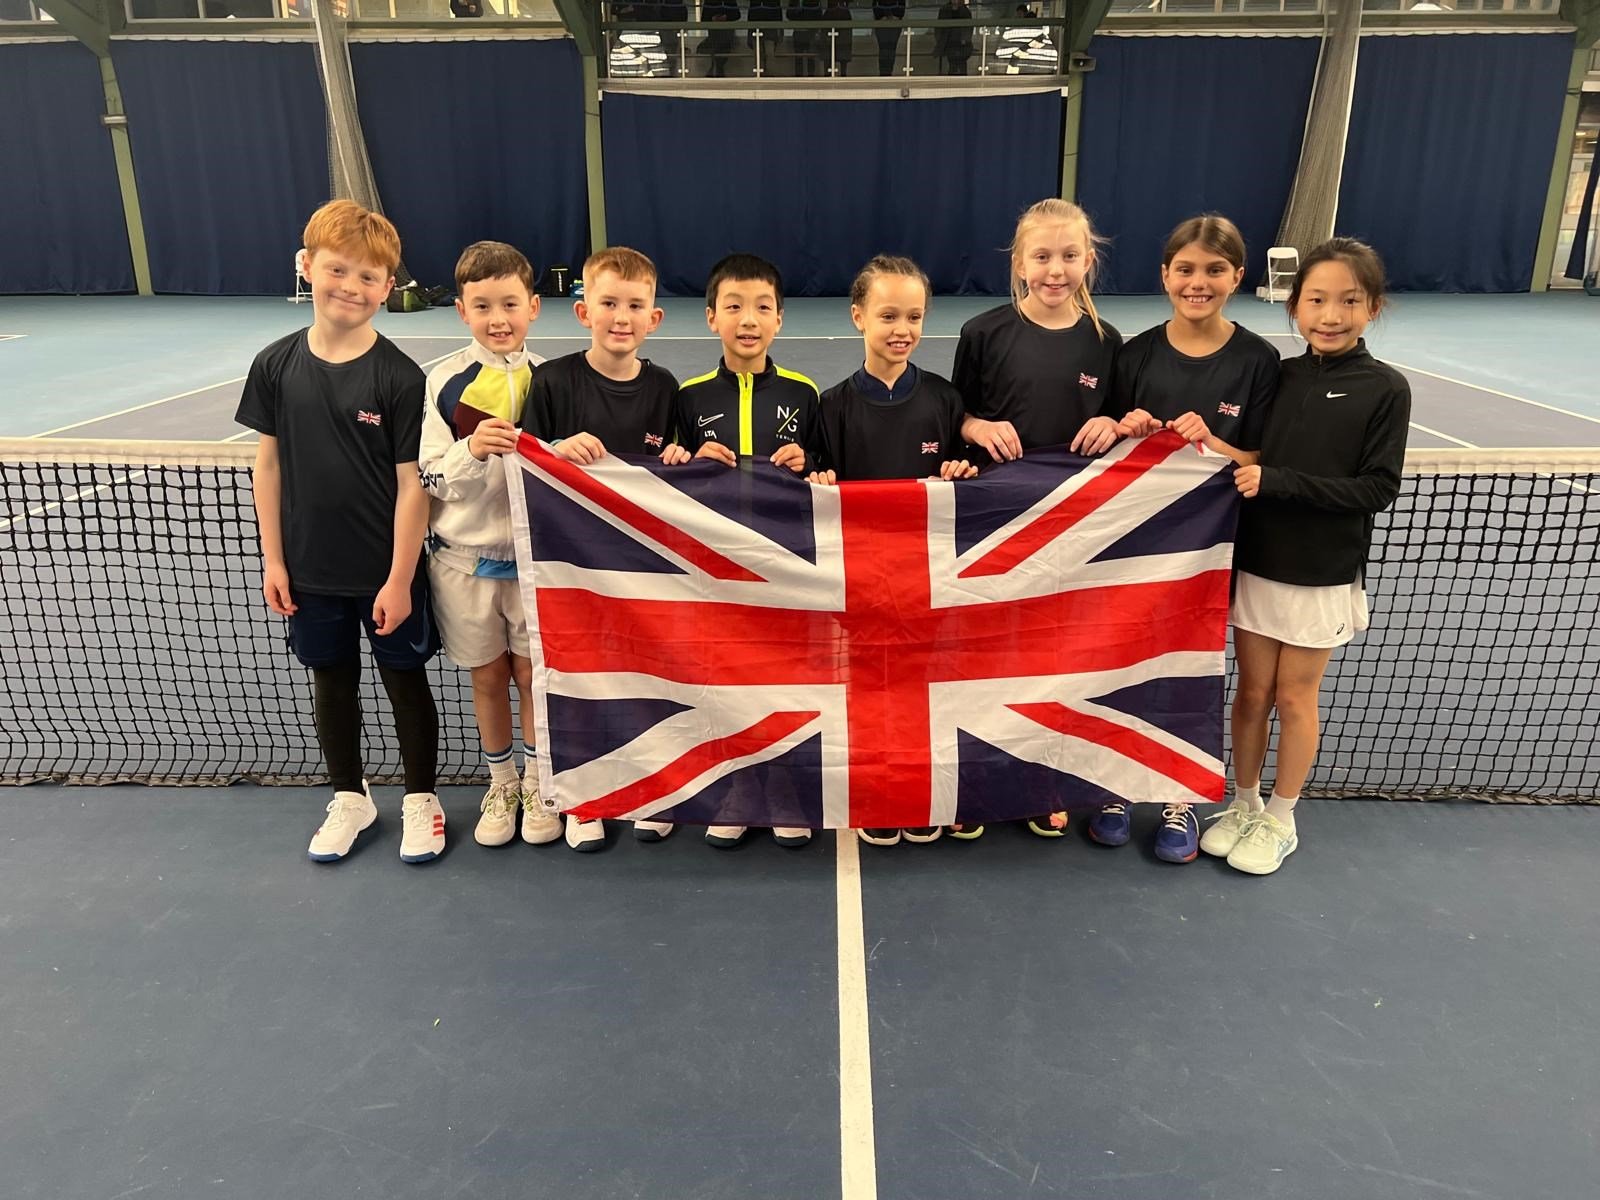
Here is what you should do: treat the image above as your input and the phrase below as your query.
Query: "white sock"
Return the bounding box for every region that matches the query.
[485,745,518,786]
[1234,782,1263,812]
[521,753,539,796]
[1265,792,1298,833]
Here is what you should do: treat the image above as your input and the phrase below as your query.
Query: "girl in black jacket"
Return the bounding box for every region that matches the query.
[1209,238,1411,877]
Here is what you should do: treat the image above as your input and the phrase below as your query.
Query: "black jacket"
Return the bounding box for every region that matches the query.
[1236,341,1411,587]
[935,2,973,55]
[675,359,824,469]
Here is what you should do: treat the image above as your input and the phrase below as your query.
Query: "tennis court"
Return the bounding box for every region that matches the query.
[6,0,1600,1193]
[3,290,1598,1199]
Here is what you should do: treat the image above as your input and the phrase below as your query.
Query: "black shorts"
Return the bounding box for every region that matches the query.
[288,580,440,671]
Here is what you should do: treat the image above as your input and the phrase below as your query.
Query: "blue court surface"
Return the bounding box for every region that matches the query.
[2,292,1599,449]
[2,292,1599,1199]
[3,790,1599,1200]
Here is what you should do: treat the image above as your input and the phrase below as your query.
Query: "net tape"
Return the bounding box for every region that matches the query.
[2,439,1596,801]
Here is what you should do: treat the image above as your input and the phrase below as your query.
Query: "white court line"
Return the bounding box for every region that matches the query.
[29,376,247,438]
[836,832,878,1200]
[1404,422,1595,494]
[1410,422,1477,449]
[0,471,148,533]
[0,334,25,343]
[1390,361,1600,430]
[28,352,457,442]
[1260,331,1600,431]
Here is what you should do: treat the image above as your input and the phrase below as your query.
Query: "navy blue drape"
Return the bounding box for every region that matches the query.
[0,43,134,294]
[1564,144,1598,283]
[114,41,329,295]
[601,92,1062,296]
[349,39,587,289]
[1077,36,1320,294]
[1338,33,1572,292]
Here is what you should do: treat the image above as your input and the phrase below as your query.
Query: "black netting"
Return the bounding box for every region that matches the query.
[2,449,1596,798]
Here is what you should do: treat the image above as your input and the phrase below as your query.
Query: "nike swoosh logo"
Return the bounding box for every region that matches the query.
[408,607,435,657]
[1326,391,1348,399]
[698,413,723,427]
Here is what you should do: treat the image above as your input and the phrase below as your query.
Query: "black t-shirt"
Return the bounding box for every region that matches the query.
[520,351,679,456]
[952,303,1123,450]
[816,366,968,481]
[1110,322,1280,451]
[235,329,425,596]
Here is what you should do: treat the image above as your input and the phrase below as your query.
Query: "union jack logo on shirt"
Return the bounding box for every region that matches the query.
[643,432,664,449]
[1078,373,1099,390]
[504,432,1236,830]
[920,441,941,455]
[1218,402,1242,418]
[356,410,382,427]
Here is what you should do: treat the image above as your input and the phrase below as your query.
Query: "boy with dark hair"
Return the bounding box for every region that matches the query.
[238,199,442,864]
[675,251,823,849]
[419,240,563,851]
[520,245,691,849]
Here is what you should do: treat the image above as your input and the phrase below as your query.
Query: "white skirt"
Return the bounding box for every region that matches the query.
[1230,571,1369,649]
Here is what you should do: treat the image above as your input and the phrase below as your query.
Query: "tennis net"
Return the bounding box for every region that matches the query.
[1,438,1595,800]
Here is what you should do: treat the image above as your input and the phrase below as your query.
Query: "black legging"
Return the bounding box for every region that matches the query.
[314,661,439,795]
[875,29,900,75]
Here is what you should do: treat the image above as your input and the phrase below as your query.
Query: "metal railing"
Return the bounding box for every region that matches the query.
[0,0,1565,25]
[105,0,560,20]
[1106,0,1559,11]
[606,17,1065,80]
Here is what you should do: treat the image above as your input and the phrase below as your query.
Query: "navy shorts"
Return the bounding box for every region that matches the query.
[288,579,440,671]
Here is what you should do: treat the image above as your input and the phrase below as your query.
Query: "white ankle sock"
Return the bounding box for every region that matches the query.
[1265,792,1298,832]
[486,745,518,786]
[1234,783,1264,812]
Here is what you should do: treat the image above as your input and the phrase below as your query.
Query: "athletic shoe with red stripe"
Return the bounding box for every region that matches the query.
[400,793,446,863]
[307,781,377,862]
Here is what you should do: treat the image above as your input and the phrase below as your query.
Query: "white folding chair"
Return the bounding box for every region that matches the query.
[1259,246,1299,303]
[289,250,311,304]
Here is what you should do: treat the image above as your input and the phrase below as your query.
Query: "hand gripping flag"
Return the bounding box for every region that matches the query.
[506,432,1237,830]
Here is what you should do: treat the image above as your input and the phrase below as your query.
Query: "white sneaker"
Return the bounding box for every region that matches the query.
[1200,798,1258,859]
[1226,812,1298,876]
[705,825,747,848]
[474,780,519,847]
[773,827,812,847]
[633,819,674,842]
[307,782,377,862]
[520,778,562,845]
[399,792,446,863]
[565,814,605,852]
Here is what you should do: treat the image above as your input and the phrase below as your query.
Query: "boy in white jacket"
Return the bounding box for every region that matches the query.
[418,242,575,849]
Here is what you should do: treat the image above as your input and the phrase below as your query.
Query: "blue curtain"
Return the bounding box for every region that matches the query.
[349,39,588,290]
[601,92,1063,296]
[1077,36,1320,294]
[0,43,134,294]
[113,41,329,295]
[1564,140,1598,283]
[1338,33,1572,292]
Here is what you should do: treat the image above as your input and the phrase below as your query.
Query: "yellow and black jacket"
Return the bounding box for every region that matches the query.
[674,359,824,471]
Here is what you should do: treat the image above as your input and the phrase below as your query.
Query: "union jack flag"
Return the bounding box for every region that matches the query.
[920,441,941,455]
[356,410,382,427]
[1079,373,1099,389]
[506,432,1236,829]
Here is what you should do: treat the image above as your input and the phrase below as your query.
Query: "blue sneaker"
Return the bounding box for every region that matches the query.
[1153,803,1199,863]
[1087,801,1130,846]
